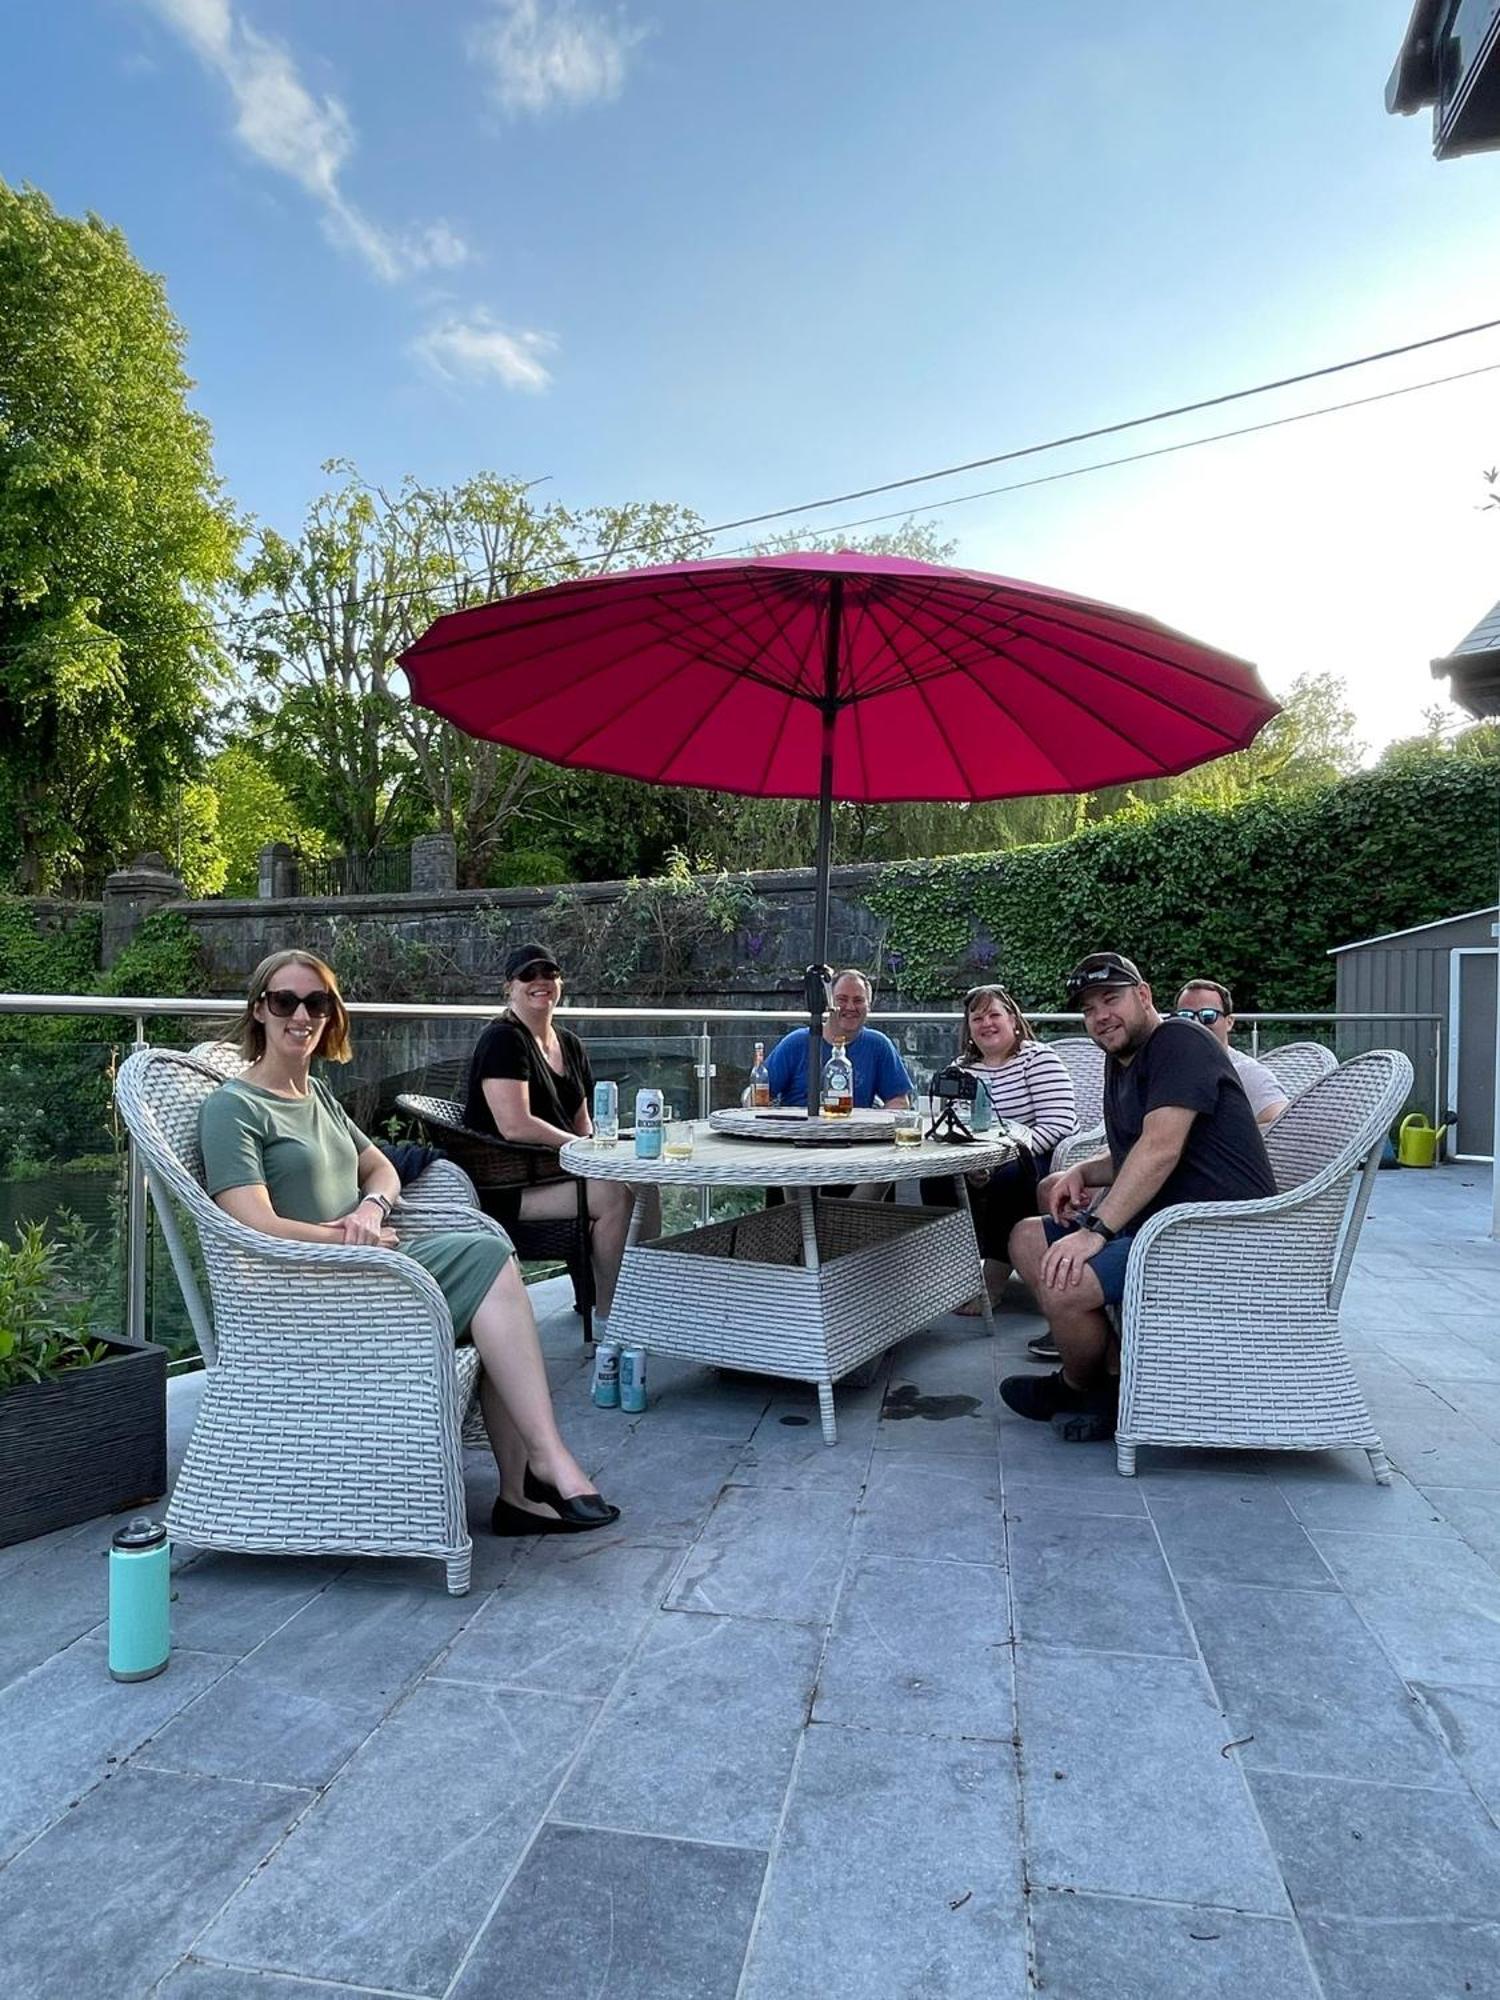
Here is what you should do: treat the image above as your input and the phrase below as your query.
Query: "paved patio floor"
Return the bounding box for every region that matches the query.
[3,1166,1500,1999]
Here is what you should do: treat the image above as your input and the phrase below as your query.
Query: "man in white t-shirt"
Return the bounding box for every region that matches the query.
[1172,979,1288,1128]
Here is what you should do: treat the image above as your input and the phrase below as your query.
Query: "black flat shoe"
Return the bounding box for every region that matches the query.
[490,1495,620,1537]
[522,1465,621,1527]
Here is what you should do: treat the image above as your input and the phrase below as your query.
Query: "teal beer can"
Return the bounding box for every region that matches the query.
[108,1517,171,1682]
[620,1347,648,1413]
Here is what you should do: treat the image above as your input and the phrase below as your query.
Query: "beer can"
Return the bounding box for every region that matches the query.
[634,1087,664,1160]
[591,1341,621,1408]
[593,1079,619,1146]
[619,1346,648,1413]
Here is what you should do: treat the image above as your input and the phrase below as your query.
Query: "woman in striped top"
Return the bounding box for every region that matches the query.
[927,984,1077,1314]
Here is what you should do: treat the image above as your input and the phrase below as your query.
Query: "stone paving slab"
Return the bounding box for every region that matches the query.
[739,1723,1027,2000]
[5,1168,1500,1999]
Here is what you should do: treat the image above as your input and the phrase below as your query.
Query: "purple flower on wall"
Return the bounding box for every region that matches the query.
[969,940,997,969]
[884,950,905,973]
[743,930,766,959]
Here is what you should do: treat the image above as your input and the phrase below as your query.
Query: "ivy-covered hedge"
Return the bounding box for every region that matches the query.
[868,762,1500,1010]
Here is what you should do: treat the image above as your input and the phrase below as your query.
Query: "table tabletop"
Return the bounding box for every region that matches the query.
[560,1123,1021,1188]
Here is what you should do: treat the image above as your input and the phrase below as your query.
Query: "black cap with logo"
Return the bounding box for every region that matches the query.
[1064,952,1143,1002]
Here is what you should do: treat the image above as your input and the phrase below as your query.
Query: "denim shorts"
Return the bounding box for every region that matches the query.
[1040,1218,1136,1307]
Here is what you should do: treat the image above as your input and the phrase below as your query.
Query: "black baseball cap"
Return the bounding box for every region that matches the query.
[1065,952,1143,1001]
[504,942,563,980]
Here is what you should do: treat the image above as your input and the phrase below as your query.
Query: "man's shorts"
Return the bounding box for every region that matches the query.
[1040,1218,1136,1307]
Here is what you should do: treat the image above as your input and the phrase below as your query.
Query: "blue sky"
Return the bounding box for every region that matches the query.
[6,0,1499,749]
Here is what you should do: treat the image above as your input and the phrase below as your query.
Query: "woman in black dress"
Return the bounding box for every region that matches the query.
[464,943,661,1323]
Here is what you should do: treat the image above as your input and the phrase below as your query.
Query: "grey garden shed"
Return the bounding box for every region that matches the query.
[1329,905,1498,1160]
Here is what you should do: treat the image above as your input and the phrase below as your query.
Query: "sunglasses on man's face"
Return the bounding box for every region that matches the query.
[261,988,336,1020]
[1174,1006,1224,1027]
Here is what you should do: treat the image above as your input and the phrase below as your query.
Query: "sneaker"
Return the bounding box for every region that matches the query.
[1000,1369,1113,1426]
[1052,1396,1117,1444]
[1027,1332,1060,1361]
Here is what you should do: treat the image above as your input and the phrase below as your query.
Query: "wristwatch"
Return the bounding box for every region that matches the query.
[360,1191,393,1219]
[1081,1213,1117,1243]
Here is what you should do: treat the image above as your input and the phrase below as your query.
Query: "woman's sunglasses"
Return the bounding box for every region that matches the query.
[1174,1006,1224,1026]
[261,988,336,1020]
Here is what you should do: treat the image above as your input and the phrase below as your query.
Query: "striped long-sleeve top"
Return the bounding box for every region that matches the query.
[967,1041,1077,1155]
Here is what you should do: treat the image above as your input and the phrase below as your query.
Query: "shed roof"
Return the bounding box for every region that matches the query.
[1329,905,1500,956]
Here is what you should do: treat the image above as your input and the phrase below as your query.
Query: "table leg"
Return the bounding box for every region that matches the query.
[817,1381,837,1445]
[794,1189,820,1271]
[953,1176,995,1338]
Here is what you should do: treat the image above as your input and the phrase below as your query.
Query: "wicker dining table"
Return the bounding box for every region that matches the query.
[561,1119,1021,1442]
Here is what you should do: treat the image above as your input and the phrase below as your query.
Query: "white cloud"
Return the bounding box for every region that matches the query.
[471,0,644,115]
[413,311,556,393]
[144,0,471,282]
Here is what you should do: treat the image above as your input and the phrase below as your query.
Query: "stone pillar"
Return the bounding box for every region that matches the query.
[258,842,297,900]
[410,833,457,895]
[101,852,187,968]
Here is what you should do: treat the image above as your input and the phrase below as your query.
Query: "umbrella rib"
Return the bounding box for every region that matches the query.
[862,586,1020,795]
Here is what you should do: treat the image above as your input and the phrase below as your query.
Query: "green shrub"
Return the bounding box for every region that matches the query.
[869,762,1500,1011]
[485,848,573,888]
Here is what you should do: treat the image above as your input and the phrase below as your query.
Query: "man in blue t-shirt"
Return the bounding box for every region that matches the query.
[764,969,913,1109]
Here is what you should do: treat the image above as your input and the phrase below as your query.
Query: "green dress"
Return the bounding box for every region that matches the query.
[198,1077,512,1338]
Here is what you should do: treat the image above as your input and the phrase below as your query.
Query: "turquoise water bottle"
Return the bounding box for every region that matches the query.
[108,1518,171,1682]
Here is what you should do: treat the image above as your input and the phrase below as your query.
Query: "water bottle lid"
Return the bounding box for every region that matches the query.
[112,1516,167,1551]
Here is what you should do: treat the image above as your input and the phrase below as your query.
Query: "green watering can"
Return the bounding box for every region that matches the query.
[1396,1112,1448,1168]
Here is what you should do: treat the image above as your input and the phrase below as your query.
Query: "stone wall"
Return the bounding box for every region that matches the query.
[161,862,904,1011]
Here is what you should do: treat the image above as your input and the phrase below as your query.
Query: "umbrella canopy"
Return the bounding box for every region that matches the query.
[402,550,1278,1114]
[400,550,1277,803]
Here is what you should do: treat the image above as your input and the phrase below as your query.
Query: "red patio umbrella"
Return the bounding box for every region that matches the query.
[401,550,1278,1113]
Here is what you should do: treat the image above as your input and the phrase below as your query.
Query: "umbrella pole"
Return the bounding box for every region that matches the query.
[805,578,842,1120]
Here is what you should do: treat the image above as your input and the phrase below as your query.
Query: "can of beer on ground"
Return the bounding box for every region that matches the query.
[593,1079,619,1147]
[591,1342,622,1408]
[620,1346,648,1413]
[634,1087,664,1160]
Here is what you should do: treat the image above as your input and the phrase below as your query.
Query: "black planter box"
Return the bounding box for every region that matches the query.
[0,1340,168,1548]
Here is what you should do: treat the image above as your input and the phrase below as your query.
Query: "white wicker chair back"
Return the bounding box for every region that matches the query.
[1048,1037,1105,1128]
[188,1039,249,1077]
[1262,1051,1404,1197]
[1259,1040,1338,1101]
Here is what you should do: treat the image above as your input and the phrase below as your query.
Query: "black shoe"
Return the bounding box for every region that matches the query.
[1052,1401,1117,1444]
[1000,1368,1114,1427]
[491,1491,621,1536]
[522,1465,621,1528]
[1027,1333,1060,1361]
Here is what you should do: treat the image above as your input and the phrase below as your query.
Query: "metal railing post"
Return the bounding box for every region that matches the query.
[696,1023,714,1225]
[126,1012,149,1347]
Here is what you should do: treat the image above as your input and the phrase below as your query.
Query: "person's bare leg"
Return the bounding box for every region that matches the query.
[469,1259,599,1516]
[518,1179,651,1316]
[1009,1218,1111,1387]
[956,1256,1010,1315]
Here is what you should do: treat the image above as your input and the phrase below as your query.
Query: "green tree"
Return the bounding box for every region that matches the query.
[0,180,238,891]
[1378,704,1500,772]
[205,743,331,896]
[235,466,708,884]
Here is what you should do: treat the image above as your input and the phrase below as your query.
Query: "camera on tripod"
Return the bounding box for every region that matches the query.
[927,1063,980,1143]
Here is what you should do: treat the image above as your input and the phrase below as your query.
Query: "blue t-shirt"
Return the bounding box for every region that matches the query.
[764,1026,913,1109]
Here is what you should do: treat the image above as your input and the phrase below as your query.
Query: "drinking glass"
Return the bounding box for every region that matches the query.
[892,1105,923,1148]
[664,1118,696,1160]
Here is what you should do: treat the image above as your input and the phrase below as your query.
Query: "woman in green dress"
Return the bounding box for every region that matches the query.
[198,949,618,1536]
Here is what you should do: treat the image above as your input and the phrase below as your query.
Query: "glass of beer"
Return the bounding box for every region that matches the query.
[664,1117,696,1160]
[893,1106,923,1148]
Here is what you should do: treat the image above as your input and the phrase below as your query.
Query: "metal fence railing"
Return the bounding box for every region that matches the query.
[0,993,1450,1365]
[290,847,412,898]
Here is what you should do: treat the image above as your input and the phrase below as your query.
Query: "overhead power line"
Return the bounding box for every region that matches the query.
[2,315,1498,663]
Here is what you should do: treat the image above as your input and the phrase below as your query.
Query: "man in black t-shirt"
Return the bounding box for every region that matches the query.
[1000,952,1275,1442]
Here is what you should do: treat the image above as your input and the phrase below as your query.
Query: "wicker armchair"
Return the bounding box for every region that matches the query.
[1259,1039,1339,1100]
[1114,1049,1411,1483]
[116,1048,505,1593]
[395,1094,596,1344]
[1045,1038,1105,1174]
